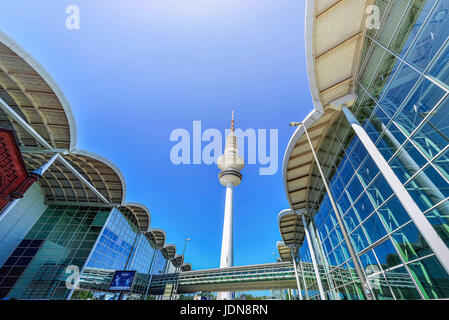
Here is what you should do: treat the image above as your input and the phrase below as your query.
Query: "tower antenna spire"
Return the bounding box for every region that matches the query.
[231,110,235,132]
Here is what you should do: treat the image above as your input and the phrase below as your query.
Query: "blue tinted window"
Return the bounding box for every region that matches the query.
[350,226,369,253]
[394,78,445,136]
[373,239,402,271]
[406,0,449,71]
[354,193,375,222]
[377,196,411,232]
[363,213,387,244]
[367,174,393,208]
[412,97,449,159]
[379,64,421,117]
[391,222,432,262]
[406,165,449,211]
[425,201,449,247]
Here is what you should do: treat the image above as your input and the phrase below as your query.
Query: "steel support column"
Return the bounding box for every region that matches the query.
[302,123,374,300]
[302,214,326,300]
[298,259,309,300]
[290,247,303,300]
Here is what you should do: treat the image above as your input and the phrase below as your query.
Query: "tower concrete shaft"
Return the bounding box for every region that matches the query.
[216,111,243,300]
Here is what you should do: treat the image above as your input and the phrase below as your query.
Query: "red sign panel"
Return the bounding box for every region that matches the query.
[0,128,39,211]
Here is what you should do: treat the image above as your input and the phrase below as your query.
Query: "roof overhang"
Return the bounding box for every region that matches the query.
[145,228,166,249]
[0,30,76,151]
[278,209,306,249]
[180,263,192,272]
[120,203,151,233]
[173,254,184,268]
[276,241,293,262]
[283,0,371,214]
[162,244,176,260]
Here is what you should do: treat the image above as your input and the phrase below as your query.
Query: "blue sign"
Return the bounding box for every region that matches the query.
[109,270,136,291]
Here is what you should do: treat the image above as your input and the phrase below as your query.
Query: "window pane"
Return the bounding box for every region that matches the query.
[353,193,375,222]
[367,175,393,208]
[378,196,411,232]
[428,39,449,86]
[391,222,432,262]
[358,157,379,187]
[406,0,449,71]
[406,165,449,212]
[433,147,449,181]
[363,213,387,244]
[379,64,421,117]
[350,226,369,254]
[389,141,428,184]
[411,97,449,160]
[408,255,449,299]
[343,208,360,233]
[425,201,449,247]
[391,0,436,58]
[385,266,422,300]
[393,77,445,136]
[373,239,402,271]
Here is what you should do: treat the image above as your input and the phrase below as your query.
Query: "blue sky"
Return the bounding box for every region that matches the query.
[0,0,312,270]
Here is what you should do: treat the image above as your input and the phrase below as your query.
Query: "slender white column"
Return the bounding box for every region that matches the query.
[310,221,340,300]
[290,248,303,300]
[302,214,326,300]
[302,123,374,300]
[218,183,234,300]
[342,106,449,276]
[298,259,309,299]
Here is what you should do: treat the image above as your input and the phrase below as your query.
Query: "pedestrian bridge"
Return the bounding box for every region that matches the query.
[150,262,316,294]
[79,262,320,295]
[78,261,415,297]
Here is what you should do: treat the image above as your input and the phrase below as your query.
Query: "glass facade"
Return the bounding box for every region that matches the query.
[298,0,449,300]
[0,204,170,300]
[0,205,110,299]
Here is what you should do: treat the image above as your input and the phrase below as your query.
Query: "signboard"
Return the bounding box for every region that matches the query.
[109,270,136,291]
[0,128,39,211]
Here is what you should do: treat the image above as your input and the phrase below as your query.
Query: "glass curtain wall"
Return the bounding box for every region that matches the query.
[0,205,111,300]
[299,0,449,300]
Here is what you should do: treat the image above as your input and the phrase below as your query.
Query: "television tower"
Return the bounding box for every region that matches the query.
[216,111,244,300]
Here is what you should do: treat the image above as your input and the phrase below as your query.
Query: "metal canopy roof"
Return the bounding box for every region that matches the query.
[173,254,184,268]
[162,244,176,260]
[119,203,151,233]
[0,31,76,150]
[278,209,305,249]
[284,0,370,214]
[276,241,292,262]
[181,263,192,272]
[146,228,166,249]
[22,151,126,205]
